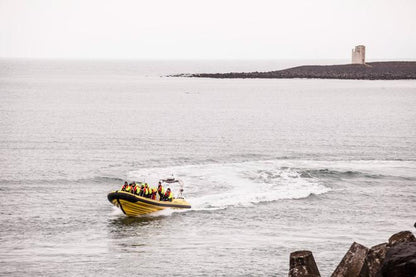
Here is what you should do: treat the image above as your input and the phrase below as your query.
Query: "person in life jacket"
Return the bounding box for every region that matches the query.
[144,183,150,198]
[125,183,132,193]
[121,181,128,191]
[151,188,157,200]
[138,184,144,196]
[163,188,173,202]
[157,182,164,200]
[131,182,137,194]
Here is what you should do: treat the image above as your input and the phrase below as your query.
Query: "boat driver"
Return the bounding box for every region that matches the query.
[157,182,164,200]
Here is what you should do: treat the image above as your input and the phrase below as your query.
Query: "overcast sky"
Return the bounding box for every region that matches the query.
[1,0,415,60]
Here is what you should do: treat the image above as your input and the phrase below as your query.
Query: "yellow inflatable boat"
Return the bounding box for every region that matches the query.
[108,178,191,216]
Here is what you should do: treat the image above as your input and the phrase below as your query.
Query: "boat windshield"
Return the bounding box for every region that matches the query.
[160,178,185,199]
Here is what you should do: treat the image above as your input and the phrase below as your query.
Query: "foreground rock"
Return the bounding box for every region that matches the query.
[380,231,416,277]
[388,230,416,246]
[288,230,416,276]
[380,242,416,277]
[181,62,416,80]
[359,243,388,277]
[289,250,320,277]
[331,242,369,277]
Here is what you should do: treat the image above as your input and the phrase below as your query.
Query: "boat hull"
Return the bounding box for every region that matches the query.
[108,191,191,216]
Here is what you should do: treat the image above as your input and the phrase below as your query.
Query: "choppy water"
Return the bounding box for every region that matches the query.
[0,59,415,276]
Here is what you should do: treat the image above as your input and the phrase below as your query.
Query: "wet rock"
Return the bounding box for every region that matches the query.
[380,242,416,277]
[289,250,321,277]
[358,243,388,277]
[388,231,416,247]
[332,242,369,277]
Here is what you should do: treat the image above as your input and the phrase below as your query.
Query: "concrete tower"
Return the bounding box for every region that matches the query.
[351,45,365,64]
[351,45,366,64]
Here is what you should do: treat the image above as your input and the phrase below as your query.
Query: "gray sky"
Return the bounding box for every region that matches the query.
[1,0,415,60]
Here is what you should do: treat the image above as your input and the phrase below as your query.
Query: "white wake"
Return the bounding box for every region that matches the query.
[128,160,331,211]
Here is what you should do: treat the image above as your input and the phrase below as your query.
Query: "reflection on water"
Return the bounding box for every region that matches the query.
[109,215,164,228]
[107,215,167,251]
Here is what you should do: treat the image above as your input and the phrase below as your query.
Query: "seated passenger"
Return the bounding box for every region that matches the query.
[121,181,128,191]
[163,188,173,202]
[125,183,131,193]
[151,188,157,200]
[131,182,137,194]
[138,184,144,196]
[144,183,150,198]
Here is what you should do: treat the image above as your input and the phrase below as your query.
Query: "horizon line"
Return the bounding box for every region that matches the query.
[1,57,416,62]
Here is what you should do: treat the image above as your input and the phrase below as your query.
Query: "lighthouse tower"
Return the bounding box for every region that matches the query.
[351,45,365,64]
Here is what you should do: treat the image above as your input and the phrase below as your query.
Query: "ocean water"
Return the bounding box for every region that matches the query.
[0,59,415,276]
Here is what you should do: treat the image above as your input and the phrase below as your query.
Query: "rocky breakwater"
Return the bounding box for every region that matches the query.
[288,230,416,277]
[181,62,416,80]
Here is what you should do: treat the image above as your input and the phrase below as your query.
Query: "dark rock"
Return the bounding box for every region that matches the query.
[289,250,321,277]
[388,231,416,247]
[183,61,416,80]
[359,243,388,277]
[380,242,416,277]
[332,242,369,277]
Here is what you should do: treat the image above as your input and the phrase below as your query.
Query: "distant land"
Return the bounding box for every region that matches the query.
[175,61,416,80]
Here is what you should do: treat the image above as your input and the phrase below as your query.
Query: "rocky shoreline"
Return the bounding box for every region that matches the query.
[289,229,416,276]
[177,61,416,80]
